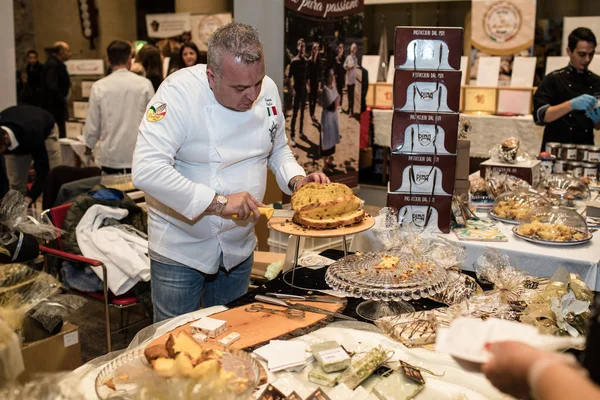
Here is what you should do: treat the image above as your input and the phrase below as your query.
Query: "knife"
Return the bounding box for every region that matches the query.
[265,292,346,304]
[233,207,295,220]
[255,295,356,321]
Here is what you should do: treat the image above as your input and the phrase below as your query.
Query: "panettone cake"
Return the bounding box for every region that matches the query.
[290,182,365,229]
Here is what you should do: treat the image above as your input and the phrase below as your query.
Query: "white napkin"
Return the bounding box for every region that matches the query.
[253,340,313,371]
[436,317,585,364]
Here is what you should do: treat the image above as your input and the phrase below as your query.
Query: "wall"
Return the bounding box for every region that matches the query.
[1,0,17,109]
[176,0,232,14]
[13,0,35,71]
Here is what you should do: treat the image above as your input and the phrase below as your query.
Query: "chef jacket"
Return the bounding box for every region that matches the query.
[84,69,155,169]
[133,65,305,273]
[533,64,600,151]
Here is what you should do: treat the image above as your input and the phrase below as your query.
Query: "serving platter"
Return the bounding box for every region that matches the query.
[512,226,592,246]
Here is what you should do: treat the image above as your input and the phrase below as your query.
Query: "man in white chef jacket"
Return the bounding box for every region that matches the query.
[84,40,155,174]
[133,23,329,322]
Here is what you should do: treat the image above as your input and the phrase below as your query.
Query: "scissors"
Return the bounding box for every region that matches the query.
[244,303,305,319]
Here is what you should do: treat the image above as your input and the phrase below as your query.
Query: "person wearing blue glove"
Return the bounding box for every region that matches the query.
[533,27,600,151]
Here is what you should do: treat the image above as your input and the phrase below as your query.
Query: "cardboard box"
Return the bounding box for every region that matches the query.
[395,26,464,71]
[374,83,393,109]
[455,139,470,180]
[366,83,375,108]
[463,87,497,114]
[394,70,462,113]
[391,111,459,154]
[454,179,470,196]
[480,159,542,186]
[390,153,456,195]
[19,323,82,383]
[387,191,452,233]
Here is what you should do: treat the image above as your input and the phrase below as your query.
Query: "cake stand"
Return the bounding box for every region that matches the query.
[268,215,375,289]
[324,250,448,321]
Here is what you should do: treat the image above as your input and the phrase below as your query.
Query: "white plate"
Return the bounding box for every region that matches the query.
[487,210,520,225]
[512,226,592,246]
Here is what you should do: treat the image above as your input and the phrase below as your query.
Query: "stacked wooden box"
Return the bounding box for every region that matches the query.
[387,27,464,233]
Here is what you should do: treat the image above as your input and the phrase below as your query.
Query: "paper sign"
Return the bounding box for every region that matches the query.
[460,56,469,86]
[362,55,381,84]
[81,81,94,98]
[65,59,104,76]
[476,56,501,87]
[65,121,83,139]
[63,331,79,347]
[73,101,88,120]
[511,57,537,87]
[463,87,497,113]
[386,55,394,83]
[190,13,232,52]
[145,13,191,39]
[497,89,532,115]
[545,56,569,76]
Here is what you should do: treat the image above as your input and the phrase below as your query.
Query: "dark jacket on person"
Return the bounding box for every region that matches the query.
[40,55,71,121]
[0,105,56,201]
[27,62,43,105]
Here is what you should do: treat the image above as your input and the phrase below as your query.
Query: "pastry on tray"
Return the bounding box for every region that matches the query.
[290,182,365,229]
[493,199,535,220]
[516,220,586,242]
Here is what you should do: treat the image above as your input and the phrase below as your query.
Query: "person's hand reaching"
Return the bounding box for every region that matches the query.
[295,172,330,191]
[222,192,265,223]
[571,94,597,110]
[586,107,600,124]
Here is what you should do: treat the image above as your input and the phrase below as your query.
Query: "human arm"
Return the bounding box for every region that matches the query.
[27,137,50,202]
[481,341,600,400]
[83,83,101,152]
[533,74,596,125]
[585,107,600,129]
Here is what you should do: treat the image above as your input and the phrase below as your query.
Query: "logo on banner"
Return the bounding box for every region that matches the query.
[147,102,167,122]
[414,172,430,184]
[412,211,426,225]
[484,1,522,43]
[285,0,364,19]
[418,130,432,146]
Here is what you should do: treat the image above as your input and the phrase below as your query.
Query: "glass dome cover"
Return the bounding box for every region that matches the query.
[536,174,591,206]
[490,191,550,222]
[514,206,591,243]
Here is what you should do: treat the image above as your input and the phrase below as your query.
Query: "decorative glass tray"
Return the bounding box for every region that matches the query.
[325,251,448,302]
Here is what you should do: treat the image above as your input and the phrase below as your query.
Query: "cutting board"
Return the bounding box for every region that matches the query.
[148,300,345,350]
[268,215,375,238]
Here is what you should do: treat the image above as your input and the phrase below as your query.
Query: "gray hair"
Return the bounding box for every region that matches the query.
[207,22,263,77]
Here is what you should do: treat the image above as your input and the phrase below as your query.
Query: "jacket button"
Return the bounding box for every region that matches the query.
[569,84,572,87]
[586,129,589,132]
[570,127,573,130]
[569,114,572,117]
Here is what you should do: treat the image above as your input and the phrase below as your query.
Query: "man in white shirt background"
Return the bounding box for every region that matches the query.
[133,23,328,322]
[343,43,358,118]
[85,40,155,174]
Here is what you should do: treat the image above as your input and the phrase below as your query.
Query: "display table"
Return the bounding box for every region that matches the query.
[372,110,600,157]
[59,138,95,168]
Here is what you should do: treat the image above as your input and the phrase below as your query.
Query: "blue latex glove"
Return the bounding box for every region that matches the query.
[586,107,600,123]
[571,94,597,110]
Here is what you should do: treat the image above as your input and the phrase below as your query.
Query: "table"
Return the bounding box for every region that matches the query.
[353,214,600,291]
[59,138,96,168]
[372,110,600,158]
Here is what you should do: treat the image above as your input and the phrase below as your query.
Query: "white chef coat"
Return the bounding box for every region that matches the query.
[84,69,155,169]
[133,64,305,273]
[344,55,358,85]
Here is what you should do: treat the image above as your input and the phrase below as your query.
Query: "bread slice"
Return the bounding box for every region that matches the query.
[293,208,365,229]
[165,331,203,361]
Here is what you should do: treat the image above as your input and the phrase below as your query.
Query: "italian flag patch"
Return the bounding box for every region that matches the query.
[267,106,277,116]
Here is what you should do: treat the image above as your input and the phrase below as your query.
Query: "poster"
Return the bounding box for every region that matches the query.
[190,13,233,52]
[145,13,191,39]
[284,0,364,188]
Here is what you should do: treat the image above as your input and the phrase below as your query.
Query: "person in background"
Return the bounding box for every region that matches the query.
[320,69,340,171]
[344,43,358,117]
[288,38,309,147]
[133,23,328,322]
[307,42,322,123]
[180,42,204,68]
[0,105,62,205]
[533,27,600,151]
[25,50,43,106]
[137,44,163,92]
[41,41,71,138]
[84,40,155,175]
[333,43,346,112]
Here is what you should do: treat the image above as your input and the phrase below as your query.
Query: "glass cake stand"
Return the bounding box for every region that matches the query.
[325,250,448,321]
[268,215,375,290]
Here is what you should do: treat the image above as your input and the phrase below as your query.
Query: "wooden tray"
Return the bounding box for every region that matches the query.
[148,300,345,350]
[268,215,375,238]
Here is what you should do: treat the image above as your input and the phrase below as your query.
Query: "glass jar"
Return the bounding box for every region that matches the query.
[588,146,600,163]
[560,144,577,161]
[583,162,598,180]
[545,142,561,158]
[566,161,583,178]
[577,144,590,161]
[553,160,567,174]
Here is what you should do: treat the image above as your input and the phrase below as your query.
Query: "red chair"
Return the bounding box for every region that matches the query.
[39,202,149,353]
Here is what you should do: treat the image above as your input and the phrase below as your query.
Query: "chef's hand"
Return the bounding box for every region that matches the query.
[571,94,597,111]
[481,341,541,399]
[296,172,330,191]
[586,107,600,123]
[222,192,265,223]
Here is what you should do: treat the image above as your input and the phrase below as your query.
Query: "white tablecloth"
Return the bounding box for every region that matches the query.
[353,215,600,291]
[59,138,96,168]
[372,110,600,158]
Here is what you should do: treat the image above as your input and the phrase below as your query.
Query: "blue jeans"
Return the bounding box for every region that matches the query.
[150,253,253,322]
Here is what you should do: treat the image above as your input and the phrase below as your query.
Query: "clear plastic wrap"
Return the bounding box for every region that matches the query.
[536,174,591,207]
[0,191,62,243]
[474,249,526,304]
[489,137,533,164]
[28,294,87,334]
[458,116,472,139]
[485,171,531,198]
[0,372,85,398]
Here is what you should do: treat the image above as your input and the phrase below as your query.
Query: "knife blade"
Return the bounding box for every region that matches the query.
[265,292,346,304]
[255,295,356,321]
[233,207,295,220]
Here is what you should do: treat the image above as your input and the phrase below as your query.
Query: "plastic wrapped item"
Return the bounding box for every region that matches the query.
[485,171,531,198]
[338,346,392,390]
[100,173,136,192]
[514,206,591,244]
[474,249,526,303]
[0,318,24,385]
[311,341,351,373]
[307,365,342,387]
[372,208,403,250]
[0,191,63,243]
[431,271,482,305]
[489,137,532,164]
[489,191,550,223]
[536,174,591,207]
[0,372,85,398]
[458,116,472,139]
[28,294,87,335]
[375,309,452,347]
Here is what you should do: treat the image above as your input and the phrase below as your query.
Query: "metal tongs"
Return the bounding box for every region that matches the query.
[265,292,346,304]
[255,295,356,321]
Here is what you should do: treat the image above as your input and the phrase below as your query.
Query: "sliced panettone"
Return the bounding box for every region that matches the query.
[291,182,365,229]
[165,331,204,361]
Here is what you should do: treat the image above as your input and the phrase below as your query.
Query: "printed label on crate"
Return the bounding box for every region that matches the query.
[390,153,456,195]
[394,70,461,112]
[387,192,452,233]
[395,27,464,71]
[480,159,541,186]
[392,111,459,154]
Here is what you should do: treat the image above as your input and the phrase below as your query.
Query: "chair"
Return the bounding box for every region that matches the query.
[39,202,149,353]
